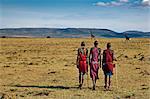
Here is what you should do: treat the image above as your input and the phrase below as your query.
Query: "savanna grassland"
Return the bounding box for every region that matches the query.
[0,38,149,99]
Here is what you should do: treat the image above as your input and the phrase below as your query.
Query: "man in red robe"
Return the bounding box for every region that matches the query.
[76,41,88,89]
[102,43,116,90]
[89,41,101,90]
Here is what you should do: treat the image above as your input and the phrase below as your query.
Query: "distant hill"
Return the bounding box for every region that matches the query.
[0,28,149,38]
[122,31,150,38]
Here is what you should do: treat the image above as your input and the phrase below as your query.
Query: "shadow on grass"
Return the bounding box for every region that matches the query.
[10,85,78,90]
[5,84,106,90]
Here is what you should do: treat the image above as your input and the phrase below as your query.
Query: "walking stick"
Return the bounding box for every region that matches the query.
[86,65,89,88]
[114,61,118,90]
[86,72,89,88]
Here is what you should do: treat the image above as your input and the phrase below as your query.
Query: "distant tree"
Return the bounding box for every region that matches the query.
[1,36,6,38]
[46,36,51,38]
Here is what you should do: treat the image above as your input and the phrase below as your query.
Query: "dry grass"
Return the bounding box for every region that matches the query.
[0,38,150,99]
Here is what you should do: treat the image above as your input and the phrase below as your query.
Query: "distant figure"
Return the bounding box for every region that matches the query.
[90,31,95,39]
[124,34,130,40]
[102,43,116,90]
[89,41,101,90]
[76,41,88,89]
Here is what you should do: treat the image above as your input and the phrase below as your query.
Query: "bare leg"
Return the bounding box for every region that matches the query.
[108,76,111,89]
[79,73,81,84]
[92,70,99,90]
[81,74,84,85]
[79,72,81,84]
[79,73,84,89]
[97,70,99,79]
[79,72,82,88]
[104,75,107,89]
[92,78,96,90]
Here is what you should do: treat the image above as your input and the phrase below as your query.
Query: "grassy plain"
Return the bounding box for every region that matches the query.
[0,38,149,99]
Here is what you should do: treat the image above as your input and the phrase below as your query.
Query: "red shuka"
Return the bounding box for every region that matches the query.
[105,49,114,73]
[79,49,88,73]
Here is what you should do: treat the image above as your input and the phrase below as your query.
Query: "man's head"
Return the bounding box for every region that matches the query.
[107,43,111,49]
[94,40,98,47]
[81,41,85,48]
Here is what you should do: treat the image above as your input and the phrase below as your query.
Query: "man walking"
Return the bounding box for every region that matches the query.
[89,41,101,90]
[76,41,88,89]
[102,43,116,90]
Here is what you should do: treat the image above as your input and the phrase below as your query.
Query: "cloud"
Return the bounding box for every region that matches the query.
[94,0,150,7]
[141,0,150,7]
[94,2,109,6]
[94,0,129,7]
[94,1,123,7]
[119,0,129,3]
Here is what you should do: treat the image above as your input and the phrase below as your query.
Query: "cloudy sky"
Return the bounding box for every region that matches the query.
[0,0,150,32]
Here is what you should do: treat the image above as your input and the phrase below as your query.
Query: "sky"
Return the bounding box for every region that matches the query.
[0,0,150,32]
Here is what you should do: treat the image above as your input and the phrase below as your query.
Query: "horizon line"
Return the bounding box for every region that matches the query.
[0,27,149,33]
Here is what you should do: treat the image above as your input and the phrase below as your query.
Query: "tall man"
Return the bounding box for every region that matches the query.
[102,43,116,90]
[89,41,101,90]
[76,41,88,89]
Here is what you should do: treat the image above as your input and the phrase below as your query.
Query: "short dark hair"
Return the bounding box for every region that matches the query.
[107,43,111,48]
[94,40,98,46]
[81,41,85,46]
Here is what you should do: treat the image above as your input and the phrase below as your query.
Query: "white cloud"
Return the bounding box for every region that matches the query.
[143,0,149,2]
[119,0,129,3]
[142,0,150,7]
[94,1,122,7]
[94,0,129,7]
[94,0,150,7]
[94,2,109,6]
